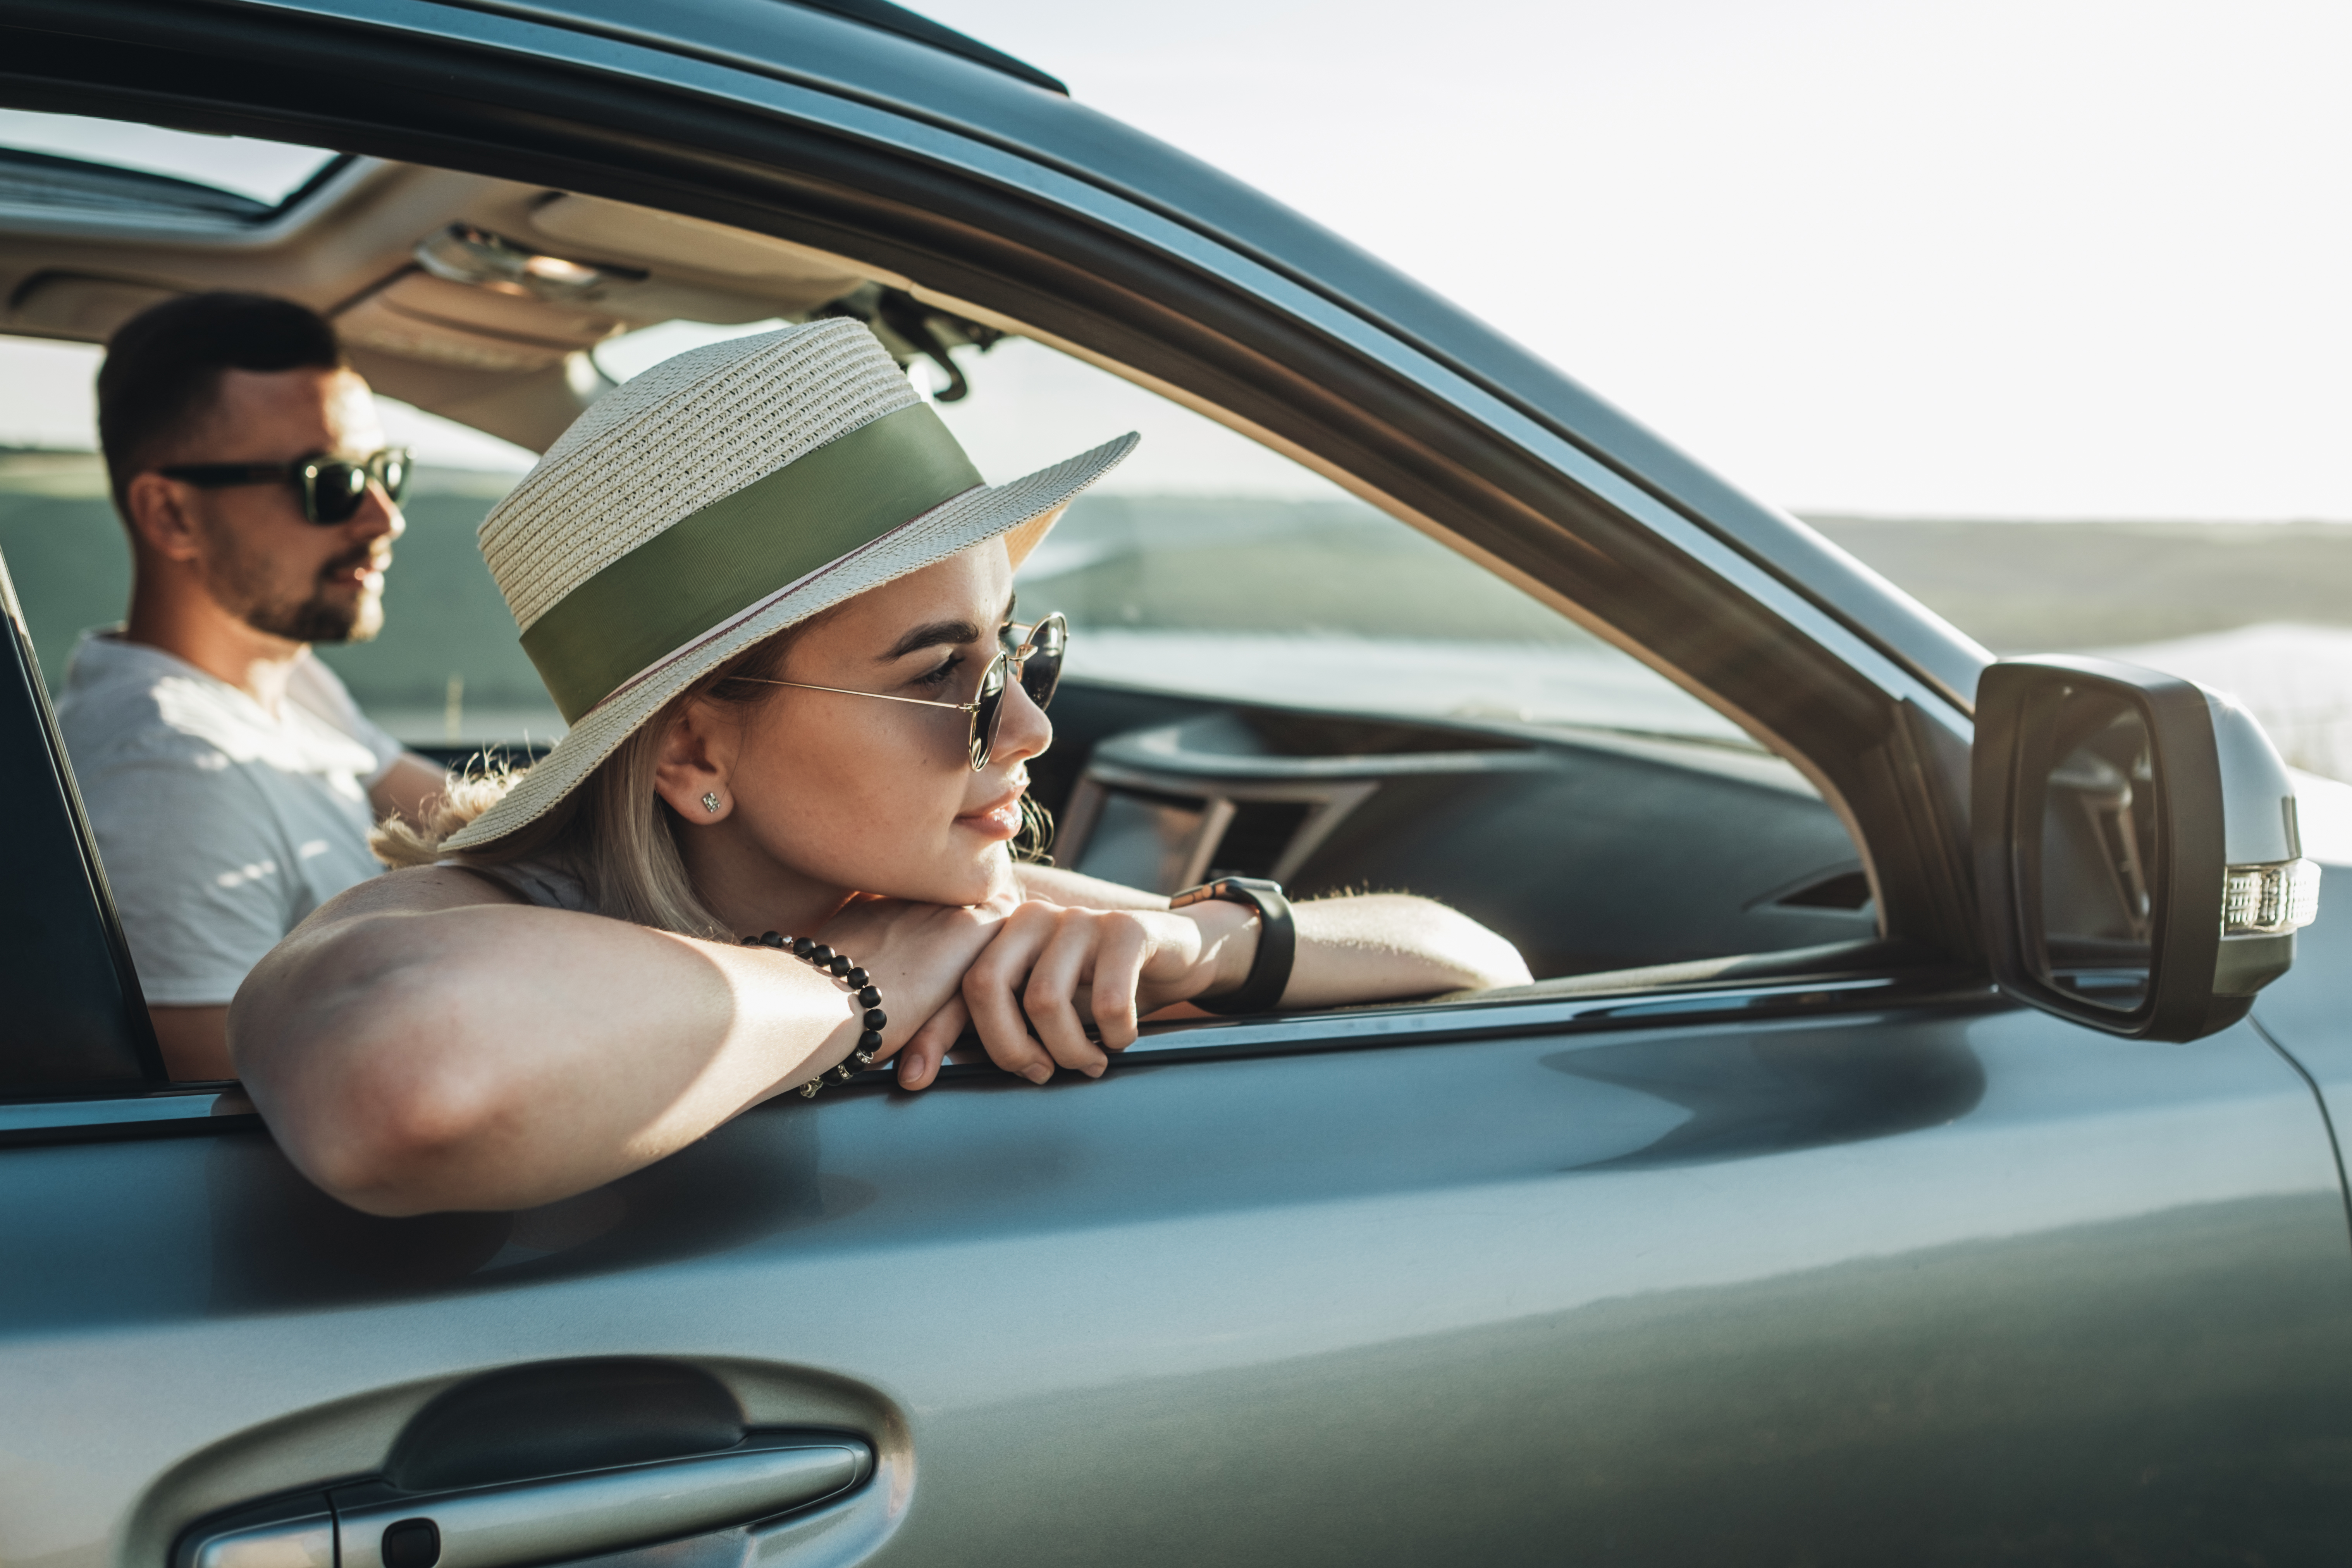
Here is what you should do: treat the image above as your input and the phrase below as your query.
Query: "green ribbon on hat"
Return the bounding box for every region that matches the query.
[520,402,984,723]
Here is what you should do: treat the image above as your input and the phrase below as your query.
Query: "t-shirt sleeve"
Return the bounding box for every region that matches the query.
[83,754,304,1007]
[287,656,404,783]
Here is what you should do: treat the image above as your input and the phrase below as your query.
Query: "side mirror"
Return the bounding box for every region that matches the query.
[1973,656,2319,1041]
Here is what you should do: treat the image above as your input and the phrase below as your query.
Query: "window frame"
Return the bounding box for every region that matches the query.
[0,0,1991,1100]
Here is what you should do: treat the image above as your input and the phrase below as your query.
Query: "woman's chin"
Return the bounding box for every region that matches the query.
[969,847,1019,906]
[874,846,1012,910]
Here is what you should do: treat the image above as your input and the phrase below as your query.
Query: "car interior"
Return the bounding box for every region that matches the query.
[0,115,1899,1018]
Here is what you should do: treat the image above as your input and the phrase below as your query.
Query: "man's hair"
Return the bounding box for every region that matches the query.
[96,291,346,515]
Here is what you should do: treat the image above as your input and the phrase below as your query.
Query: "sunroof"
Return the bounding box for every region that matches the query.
[0,110,343,217]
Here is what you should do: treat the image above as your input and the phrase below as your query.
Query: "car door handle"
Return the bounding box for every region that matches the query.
[184,1435,871,1568]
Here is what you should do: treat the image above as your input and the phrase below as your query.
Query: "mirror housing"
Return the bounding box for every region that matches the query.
[1973,656,2318,1041]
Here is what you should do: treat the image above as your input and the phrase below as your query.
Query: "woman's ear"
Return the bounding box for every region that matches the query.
[652,699,743,825]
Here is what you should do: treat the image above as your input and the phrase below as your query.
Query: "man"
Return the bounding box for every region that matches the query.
[59,293,447,1081]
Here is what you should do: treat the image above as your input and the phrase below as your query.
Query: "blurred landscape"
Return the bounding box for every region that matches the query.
[1810,516,2352,779]
[6,448,2349,778]
[1807,516,2352,651]
[0,450,556,743]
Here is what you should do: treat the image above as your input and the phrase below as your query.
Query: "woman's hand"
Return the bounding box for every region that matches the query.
[961,898,1260,1083]
[893,898,1260,1086]
[809,892,1017,1086]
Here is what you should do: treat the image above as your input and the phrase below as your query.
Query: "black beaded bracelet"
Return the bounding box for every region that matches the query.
[739,929,888,1098]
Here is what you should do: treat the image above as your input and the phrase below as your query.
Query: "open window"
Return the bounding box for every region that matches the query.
[0,107,1895,1079]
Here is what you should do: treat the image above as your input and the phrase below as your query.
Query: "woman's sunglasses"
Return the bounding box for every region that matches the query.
[743,612,1067,771]
[156,448,413,525]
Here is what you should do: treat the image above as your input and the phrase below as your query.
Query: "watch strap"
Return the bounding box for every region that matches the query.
[1169,876,1296,1015]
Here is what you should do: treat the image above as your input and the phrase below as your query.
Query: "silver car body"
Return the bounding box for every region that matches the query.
[3,2,2351,1562]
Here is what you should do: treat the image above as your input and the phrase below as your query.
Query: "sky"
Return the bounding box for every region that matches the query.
[7,3,2352,517]
[913,0,2352,522]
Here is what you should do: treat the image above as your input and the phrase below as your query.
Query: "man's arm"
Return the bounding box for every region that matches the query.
[370,752,449,827]
[150,1005,232,1081]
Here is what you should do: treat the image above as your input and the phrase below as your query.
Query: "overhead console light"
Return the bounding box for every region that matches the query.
[414,224,643,303]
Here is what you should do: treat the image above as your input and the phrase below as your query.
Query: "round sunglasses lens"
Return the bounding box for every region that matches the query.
[380,451,411,503]
[968,657,1009,769]
[1020,620,1065,710]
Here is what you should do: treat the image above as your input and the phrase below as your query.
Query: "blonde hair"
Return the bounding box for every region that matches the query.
[376,623,1053,933]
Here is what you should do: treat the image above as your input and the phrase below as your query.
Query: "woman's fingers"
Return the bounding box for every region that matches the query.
[957,902,1164,1083]
[1023,916,1111,1077]
[1087,914,1149,1051]
[962,905,1059,1083]
[893,995,967,1091]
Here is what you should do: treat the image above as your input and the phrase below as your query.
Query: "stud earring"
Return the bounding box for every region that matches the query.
[700,792,722,815]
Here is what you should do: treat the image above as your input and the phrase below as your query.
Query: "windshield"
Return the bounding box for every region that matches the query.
[507,315,1763,751]
[931,337,1754,749]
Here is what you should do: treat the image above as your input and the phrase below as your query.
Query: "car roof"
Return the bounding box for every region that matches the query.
[780,0,1067,94]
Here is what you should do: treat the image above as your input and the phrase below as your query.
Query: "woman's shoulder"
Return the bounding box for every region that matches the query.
[434,854,592,913]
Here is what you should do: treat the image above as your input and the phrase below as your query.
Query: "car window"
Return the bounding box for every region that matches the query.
[587,316,1755,750]
[0,132,1882,1030]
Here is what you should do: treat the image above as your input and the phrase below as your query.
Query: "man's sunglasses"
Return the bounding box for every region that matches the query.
[741,613,1067,771]
[156,448,413,525]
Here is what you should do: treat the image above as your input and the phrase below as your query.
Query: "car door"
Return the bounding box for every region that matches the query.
[7,678,2350,1563]
[5,3,2352,1565]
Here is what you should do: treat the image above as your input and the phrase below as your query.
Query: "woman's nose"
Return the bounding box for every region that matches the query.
[993,670,1053,767]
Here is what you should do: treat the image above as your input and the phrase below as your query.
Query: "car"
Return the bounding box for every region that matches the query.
[1,1,2348,1562]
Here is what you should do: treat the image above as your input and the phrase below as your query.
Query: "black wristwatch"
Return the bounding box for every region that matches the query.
[1169,876,1296,1015]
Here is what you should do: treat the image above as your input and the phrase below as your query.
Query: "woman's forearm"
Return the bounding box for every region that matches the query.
[1275,894,1531,1007]
[234,902,867,1215]
[1018,866,1527,1003]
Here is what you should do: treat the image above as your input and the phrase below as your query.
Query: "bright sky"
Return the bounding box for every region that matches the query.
[919,0,2352,522]
[7,3,2350,517]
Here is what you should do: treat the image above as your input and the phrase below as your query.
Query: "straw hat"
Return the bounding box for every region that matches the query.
[442,318,1136,850]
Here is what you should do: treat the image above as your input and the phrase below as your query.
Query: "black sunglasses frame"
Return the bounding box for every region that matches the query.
[156,448,413,525]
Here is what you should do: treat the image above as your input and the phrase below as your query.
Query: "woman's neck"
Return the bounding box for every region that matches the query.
[678,824,852,940]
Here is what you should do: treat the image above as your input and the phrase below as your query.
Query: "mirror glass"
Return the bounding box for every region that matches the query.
[2034,688,2160,1012]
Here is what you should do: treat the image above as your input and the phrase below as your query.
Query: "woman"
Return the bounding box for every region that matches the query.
[233,322,1530,1217]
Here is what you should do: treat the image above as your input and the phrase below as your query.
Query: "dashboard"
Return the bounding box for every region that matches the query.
[1037,683,1879,981]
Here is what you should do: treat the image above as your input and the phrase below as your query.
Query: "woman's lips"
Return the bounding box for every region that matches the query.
[956,785,1026,841]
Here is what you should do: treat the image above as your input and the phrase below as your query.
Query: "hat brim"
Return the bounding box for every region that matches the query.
[441,430,1138,852]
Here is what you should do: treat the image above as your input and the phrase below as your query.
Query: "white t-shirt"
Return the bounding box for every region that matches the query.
[57,630,404,1006]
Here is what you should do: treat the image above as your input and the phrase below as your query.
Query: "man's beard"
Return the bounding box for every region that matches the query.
[211,534,386,645]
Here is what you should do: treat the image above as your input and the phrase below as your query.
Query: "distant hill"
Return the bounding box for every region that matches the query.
[1806,515,2352,652]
